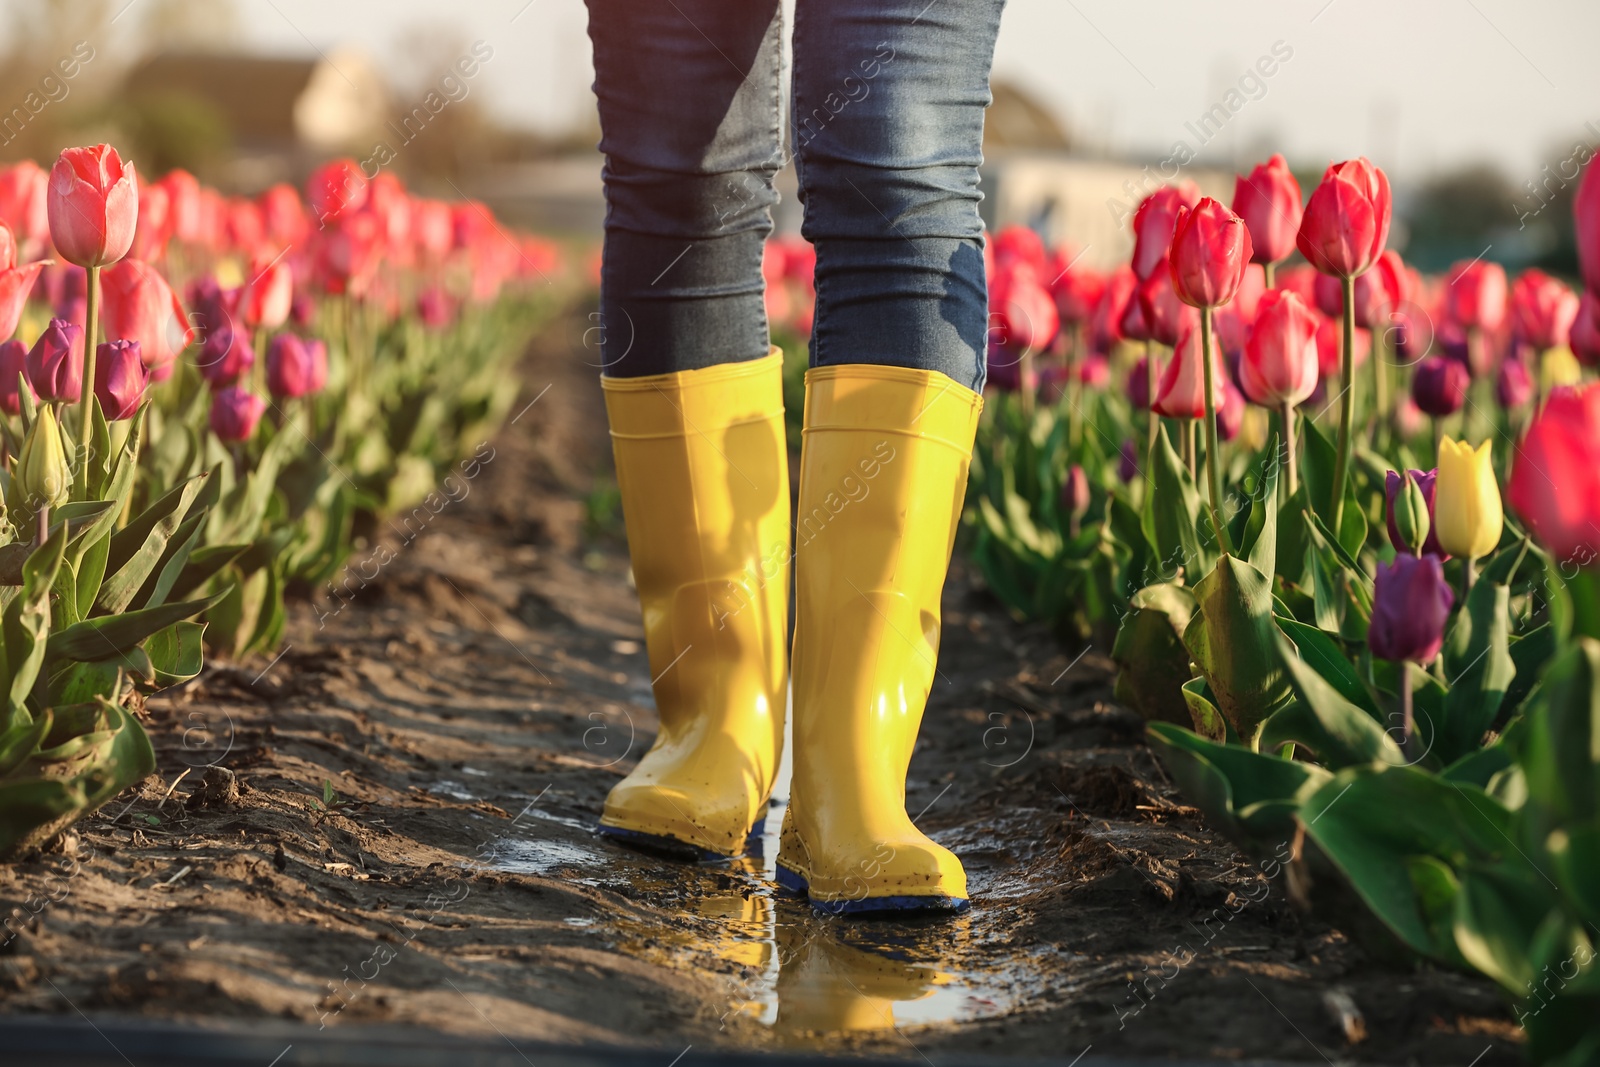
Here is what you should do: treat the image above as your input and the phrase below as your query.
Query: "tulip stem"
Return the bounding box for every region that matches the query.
[1200,309,1231,555]
[1262,261,1276,292]
[1019,347,1035,422]
[1371,327,1388,435]
[1399,660,1415,762]
[1331,275,1356,537]
[1145,341,1158,461]
[75,264,101,498]
[1463,554,1477,600]
[1280,402,1299,496]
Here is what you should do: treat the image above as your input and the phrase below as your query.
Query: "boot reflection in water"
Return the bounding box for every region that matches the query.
[773,916,951,1035]
[585,0,1004,912]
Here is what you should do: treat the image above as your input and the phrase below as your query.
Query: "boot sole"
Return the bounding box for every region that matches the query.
[774,863,970,915]
[597,815,767,862]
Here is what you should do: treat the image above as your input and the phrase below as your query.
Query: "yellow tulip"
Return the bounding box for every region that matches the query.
[1542,346,1583,392]
[1433,436,1503,559]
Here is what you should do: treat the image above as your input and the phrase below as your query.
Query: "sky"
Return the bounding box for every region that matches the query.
[79,0,1600,182]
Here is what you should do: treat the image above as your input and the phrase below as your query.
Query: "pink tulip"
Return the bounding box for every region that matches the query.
[1576,157,1600,296]
[1131,182,1201,281]
[1296,157,1392,278]
[101,259,194,371]
[990,263,1059,352]
[240,251,293,329]
[1508,268,1579,350]
[259,183,309,247]
[1240,290,1320,408]
[308,159,368,226]
[0,339,33,415]
[129,181,171,262]
[0,221,50,342]
[1169,198,1253,310]
[159,170,203,244]
[1232,155,1302,266]
[1137,260,1200,348]
[47,144,138,268]
[1153,321,1224,420]
[1445,260,1508,332]
[1573,290,1600,367]
[0,161,49,253]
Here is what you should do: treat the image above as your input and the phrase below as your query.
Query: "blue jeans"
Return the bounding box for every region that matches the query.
[585,0,1003,392]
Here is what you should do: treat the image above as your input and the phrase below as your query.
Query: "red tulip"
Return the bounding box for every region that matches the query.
[1296,157,1392,278]
[1576,156,1600,296]
[266,333,325,399]
[989,263,1059,352]
[240,250,293,329]
[1314,247,1404,328]
[1169,198,1253,310]
[47,144,138,268]
[1232,154,1302,266]
[1153,321,1225,420]
[308,159,368,226]
[318,210,382,295]
[1213,261,1267,358]
[209,386,266,442]
[1048,250,1103,326]
[94,339,148,421]
[1276,263,1319,304]
[1130,182,1200,281]
[0,339,33,415]
[1508,268,1579,350]
[159,170,203,244]
[1573,291,1600,367]
[1090,264,1137,353]
[101,258,194,371]
[992,225,1047,273]
[129,181,171,262]
[365,172,413,254]
[412,200,453,261]
[1445,260,1508,332]
[25,317,83,402]
[1508,383,1600,564]
[1315,315,1371,378]
[1240,290,1320,408]
[225,197,266,254]
[0,222,50,343]
[259,183,308,247]
[0,161,49,252]
[1137,259,1200,348]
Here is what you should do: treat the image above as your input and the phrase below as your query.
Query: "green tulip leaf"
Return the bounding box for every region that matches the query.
[1438,579,1515,764]
[1264,630,1402,768]
[1111,582,1196,726]
[1141,422,1213,582]
[1182,554,1292,748]
[47,591,227,663]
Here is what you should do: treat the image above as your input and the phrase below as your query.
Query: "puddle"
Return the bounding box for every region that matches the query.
[483,838,604,875]
[431,780,478,801]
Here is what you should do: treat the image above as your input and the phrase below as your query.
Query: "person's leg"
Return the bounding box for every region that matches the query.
[586,0,791,857]
[780,0,1004,911]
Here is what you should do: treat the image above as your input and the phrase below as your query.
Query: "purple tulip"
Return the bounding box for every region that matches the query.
[194,286,253,386]
[1128,355,1152,411]
[1496,356,1534,410]
[0,339,34,416]
[1118,440,1140,483]
[417,286,454,330]
[1369,554,1454,663]
[1384,468,1447,559]
[1060,464,1091,518]
[1412,355,1470,416]
[266,334,323,399]
[209,386,266,442]
[94,339,148,421]
[25,317,83,403]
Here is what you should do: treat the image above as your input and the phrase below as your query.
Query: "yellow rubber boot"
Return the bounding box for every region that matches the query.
[778,364,982,911]
[598,351,790,858]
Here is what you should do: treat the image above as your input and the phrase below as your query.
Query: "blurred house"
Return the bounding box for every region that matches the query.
[120,48,388,187]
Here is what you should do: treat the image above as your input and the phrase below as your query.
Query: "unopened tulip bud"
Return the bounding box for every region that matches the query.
[209,386,265,442]
[24,317,82,403]
[1387,470,1431,556]
[95,339,148,421]
[17,403,71,511]
[1369,554,1454,663]
[1412,356,1471,417]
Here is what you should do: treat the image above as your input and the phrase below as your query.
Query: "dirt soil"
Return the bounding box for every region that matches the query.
[0,310,1524,1064]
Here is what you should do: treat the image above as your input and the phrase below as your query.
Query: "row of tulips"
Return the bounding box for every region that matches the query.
[969,152,1600,1063]
[0,145,567,858]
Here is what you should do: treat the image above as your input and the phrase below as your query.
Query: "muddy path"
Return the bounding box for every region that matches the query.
[0,308,1522,1064]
